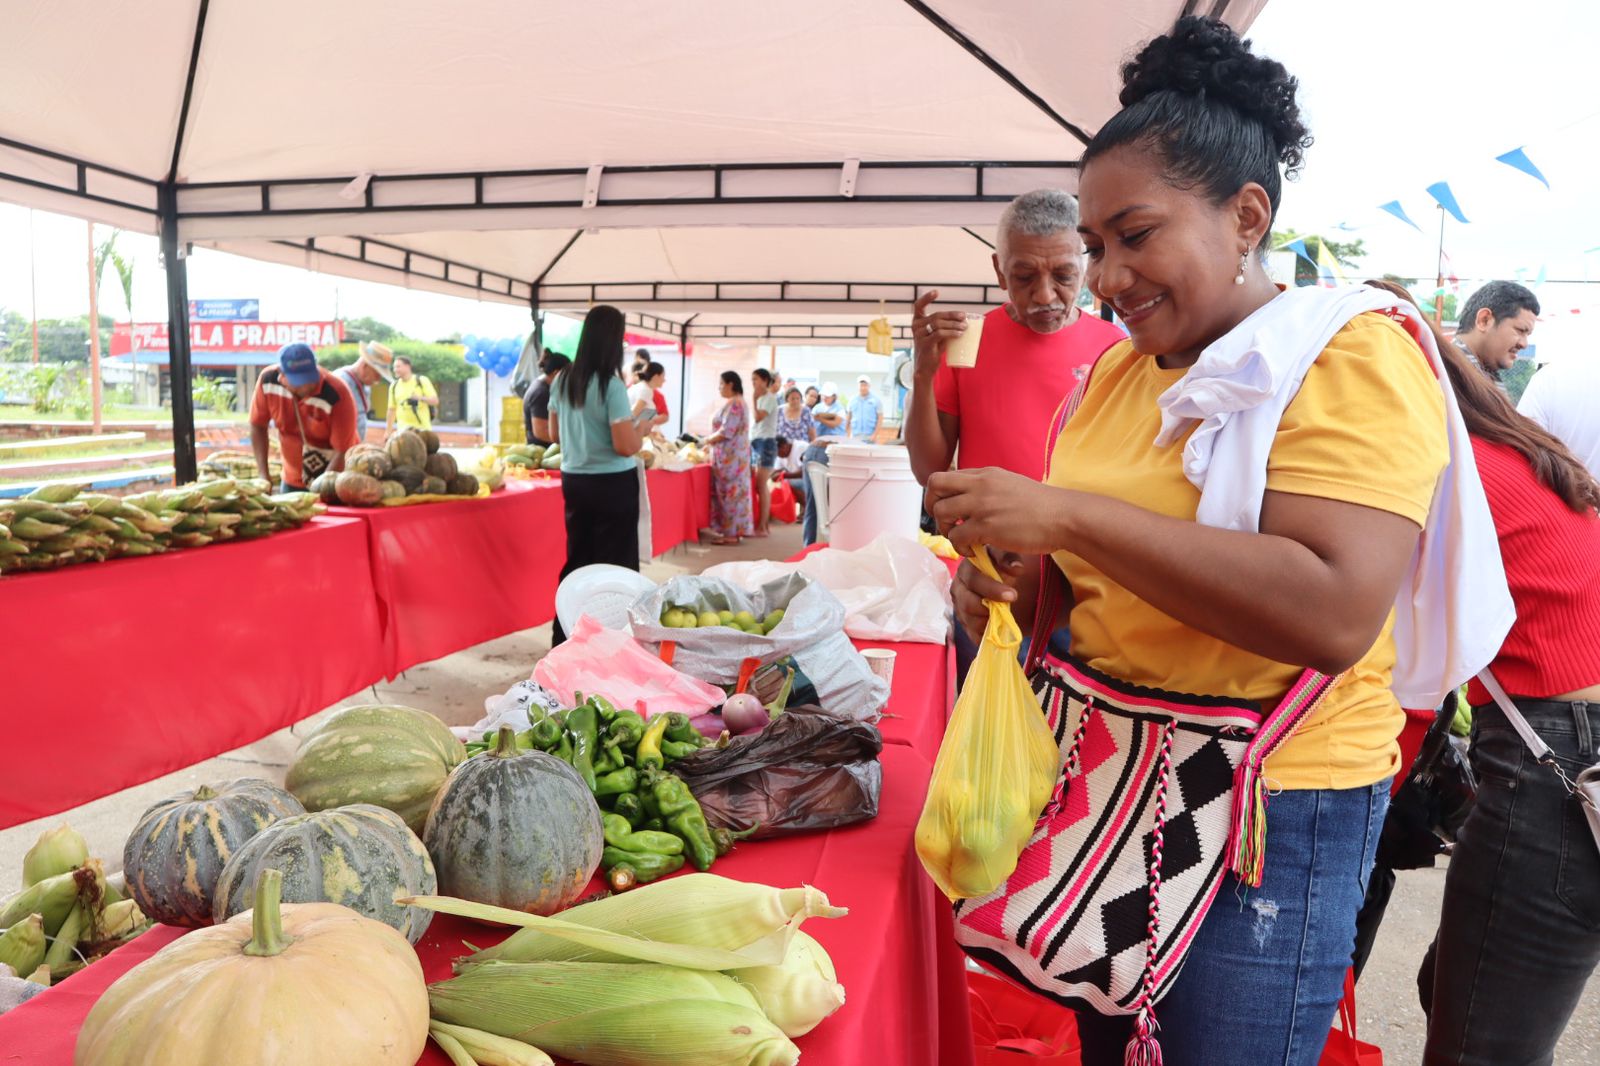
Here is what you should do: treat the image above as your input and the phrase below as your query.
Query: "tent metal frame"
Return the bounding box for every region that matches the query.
[3,0,1251,481]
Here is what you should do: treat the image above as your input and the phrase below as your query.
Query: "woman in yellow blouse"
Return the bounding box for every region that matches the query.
[923,18,1448,1066]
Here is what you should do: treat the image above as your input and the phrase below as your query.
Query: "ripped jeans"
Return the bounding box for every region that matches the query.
[1073,780,1389,1066]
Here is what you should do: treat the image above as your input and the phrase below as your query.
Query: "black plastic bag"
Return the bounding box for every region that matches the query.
[672,706,882,837]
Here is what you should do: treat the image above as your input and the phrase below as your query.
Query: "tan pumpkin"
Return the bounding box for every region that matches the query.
[74,869,427,1066]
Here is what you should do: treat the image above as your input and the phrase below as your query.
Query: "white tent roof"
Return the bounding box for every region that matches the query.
[1,0,1268,329]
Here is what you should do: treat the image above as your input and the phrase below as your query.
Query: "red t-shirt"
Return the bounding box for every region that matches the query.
[932,306,1124,480]
[1464,438,1600,704]
[249,367,359,488]
[652,389,668,417]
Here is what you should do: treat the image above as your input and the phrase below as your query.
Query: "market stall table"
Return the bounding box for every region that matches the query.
[0,516,386,830]
[329,479,568,676]
[0,632,975,1065]
[646,464,712,556]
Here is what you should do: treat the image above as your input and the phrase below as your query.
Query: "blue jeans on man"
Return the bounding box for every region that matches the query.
[800,442,831,546]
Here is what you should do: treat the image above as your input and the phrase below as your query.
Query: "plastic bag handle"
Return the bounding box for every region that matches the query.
[969,547,1023,651]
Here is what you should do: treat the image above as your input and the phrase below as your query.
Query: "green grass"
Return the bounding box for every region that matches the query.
[0,404,249,424]
[0,462,174,487]
[0,441,169,463]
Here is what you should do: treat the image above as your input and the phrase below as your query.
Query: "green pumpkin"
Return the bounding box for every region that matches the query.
[122,779,304,928]
[212,804,437,943]
[423,727,603,915]
[386,429,429,470]
[286,704,466,834]
[390,465,426,494]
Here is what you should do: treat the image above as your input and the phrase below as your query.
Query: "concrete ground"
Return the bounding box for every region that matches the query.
[4,516,1597,1061]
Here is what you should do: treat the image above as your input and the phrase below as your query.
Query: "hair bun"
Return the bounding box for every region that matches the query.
[1118,16,1310,173]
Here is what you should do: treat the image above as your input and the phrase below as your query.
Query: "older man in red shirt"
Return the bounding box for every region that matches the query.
[905,188,1123,485]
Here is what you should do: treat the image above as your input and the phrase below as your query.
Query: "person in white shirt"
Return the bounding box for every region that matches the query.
[1518,356,1600,478]
[628,362,668,430]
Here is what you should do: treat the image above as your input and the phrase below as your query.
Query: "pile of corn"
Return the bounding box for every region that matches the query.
[199,450,281,484]
[0,479,322,575]
[0,824,150,987]
[407,873,849,1066]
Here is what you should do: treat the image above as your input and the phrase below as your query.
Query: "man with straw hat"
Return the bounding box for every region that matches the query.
[333,341,395,443]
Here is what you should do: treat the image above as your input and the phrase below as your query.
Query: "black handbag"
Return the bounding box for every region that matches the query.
[1377,690,1477,870]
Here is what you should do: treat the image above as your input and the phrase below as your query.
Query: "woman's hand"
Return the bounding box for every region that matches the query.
[952,550,1028,644]
[925,468,1071,557]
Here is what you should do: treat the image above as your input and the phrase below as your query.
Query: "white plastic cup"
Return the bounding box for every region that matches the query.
[943,312,985,368]
[861,647,897,687]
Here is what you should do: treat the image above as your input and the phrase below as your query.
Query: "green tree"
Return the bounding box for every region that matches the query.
[340,316,402,345]
[316,340,479,383]
[1270,231,1367,286]
[1501,359,1536,405]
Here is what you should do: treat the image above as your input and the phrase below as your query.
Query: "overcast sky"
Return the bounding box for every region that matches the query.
[1,0,1595,341]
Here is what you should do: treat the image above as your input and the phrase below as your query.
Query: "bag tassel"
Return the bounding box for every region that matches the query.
[1124,1007,1163,1066]
[1225,759,1269,888]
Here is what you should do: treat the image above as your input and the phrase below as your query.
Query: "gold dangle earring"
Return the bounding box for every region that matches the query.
[1234,252,1249,286]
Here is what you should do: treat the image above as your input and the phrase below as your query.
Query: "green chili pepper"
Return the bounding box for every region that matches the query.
[607,712,646,750]
[593,743,623,775]
[639,784,662,821]
[594,766,639,797]
[601,812,685,855]
[660,739,700,762]
[554,731,574,765]
[589,695,620,725]
[641,817,665,833]
[636,714,671,772]
[663,712,698,744]
[513,729,537,751]
[529,717,562,750]
[566,704,601,791]
[602,847,684,891]
[712,825,759,857]
[613,792,645,827]
[650,773,717,871]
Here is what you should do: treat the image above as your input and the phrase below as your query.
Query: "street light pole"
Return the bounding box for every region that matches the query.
[87,221,103,432]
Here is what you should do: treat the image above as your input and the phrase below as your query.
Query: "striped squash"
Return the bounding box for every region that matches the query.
[121,779,304,928]
[285,704,466,834]
[212,804,437,943]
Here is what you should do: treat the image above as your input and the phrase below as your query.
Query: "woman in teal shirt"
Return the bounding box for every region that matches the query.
[547,304,644,644]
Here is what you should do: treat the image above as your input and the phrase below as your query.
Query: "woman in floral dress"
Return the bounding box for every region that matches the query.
[702,370,754,545]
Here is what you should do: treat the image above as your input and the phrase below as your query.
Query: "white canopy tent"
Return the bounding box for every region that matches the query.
[0,0,1266,476]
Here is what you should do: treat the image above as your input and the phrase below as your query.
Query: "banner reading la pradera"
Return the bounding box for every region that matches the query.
[111,320,343,356]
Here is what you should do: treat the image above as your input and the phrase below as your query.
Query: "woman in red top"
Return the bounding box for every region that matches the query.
[1390,282,1600,1066]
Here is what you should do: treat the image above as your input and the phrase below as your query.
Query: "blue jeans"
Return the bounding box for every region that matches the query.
[1073,780,1390,1066]
[750,436,777,468]
[800,443,830,546]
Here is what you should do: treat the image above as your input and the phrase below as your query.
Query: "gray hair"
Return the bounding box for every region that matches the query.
[997,188,1079,247]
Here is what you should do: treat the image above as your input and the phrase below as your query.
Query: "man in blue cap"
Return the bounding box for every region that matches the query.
[249,343,360,490]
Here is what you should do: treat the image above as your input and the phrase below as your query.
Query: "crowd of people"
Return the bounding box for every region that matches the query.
[233,19,1599,1062]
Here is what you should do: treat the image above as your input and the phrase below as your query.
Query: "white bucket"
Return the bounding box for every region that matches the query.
[825,444,923,551]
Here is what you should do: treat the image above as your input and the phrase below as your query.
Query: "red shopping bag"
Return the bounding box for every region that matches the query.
[1320,969,1383,1065]
[769,473,798,524]
[968,969,1081,1065]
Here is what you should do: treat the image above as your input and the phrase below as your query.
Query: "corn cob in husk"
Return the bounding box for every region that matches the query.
[428,960,798,1066]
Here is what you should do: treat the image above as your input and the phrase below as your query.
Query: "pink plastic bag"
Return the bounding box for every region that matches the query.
[532,614,725,716]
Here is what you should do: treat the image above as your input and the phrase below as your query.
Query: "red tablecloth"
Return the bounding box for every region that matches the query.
[647,464,712,555]
[0,645,975,1066]
[858,637,957,761]
[331,480,568,676]
[0,517,386,830]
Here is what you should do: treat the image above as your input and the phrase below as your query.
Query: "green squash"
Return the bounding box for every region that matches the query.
[446,473,479,496]
[334,470,383,506]
[424,452,459,482]
[423,727,603,915]
[386,429,429,470]
[420,430,441,454]
[390,464,426,494]
[212,804,437,943]
[286,704,466,834]
[378,479,407,500]
[122,779,304,927]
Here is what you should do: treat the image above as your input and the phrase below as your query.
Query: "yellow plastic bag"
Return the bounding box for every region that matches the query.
[916,549,1061,900]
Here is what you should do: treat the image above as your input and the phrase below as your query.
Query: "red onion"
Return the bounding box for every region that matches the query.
[720,692,770,735]
[689,712,725,740]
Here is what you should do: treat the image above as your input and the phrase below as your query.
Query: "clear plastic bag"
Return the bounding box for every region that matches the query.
[916,550,1061,900]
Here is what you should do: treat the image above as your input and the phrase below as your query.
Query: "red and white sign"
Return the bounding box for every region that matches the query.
[111,320,343,356]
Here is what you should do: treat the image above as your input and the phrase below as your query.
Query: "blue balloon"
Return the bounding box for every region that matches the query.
[495,356,516,376]
[466,349,483,367]
[462,334,480,352]
[495,336,519,358]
